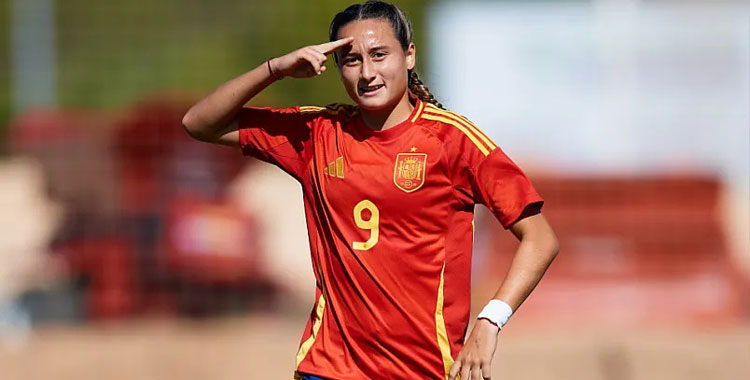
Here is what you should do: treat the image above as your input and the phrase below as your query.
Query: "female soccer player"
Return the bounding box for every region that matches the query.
[182,2,558,379]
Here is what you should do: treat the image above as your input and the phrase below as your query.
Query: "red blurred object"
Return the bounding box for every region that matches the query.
[113,98,245,212]
[475,175,747,328]
[159,195,265,285]
[6,98,271,320]
[7,107,99,149]
[59,238,139,319]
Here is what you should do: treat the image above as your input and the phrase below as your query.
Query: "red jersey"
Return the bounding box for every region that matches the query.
[237,97,543,380]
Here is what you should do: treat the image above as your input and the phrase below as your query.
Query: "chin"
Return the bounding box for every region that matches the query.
[355,94,396,112]
[357,100,386,111]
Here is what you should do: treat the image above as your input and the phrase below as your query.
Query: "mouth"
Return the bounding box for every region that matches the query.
[358,84,384,96]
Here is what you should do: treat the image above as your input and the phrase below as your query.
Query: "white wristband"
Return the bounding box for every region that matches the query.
[477,299,513,329]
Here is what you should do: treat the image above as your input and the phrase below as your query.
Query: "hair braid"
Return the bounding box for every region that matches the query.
[408,70,443,109]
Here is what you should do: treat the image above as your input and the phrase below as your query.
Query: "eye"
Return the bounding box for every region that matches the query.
[373,52,387,59]
[343,56,360,65]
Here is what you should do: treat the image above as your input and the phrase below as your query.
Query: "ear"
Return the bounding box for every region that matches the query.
[405,42,416,71]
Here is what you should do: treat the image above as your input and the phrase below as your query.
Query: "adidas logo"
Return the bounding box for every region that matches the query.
[323,156,344,178]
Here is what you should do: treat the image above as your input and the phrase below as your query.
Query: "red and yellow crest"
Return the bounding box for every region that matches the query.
[393,153,427,193]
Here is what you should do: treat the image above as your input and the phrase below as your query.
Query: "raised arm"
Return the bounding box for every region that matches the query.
[181,37,354,146]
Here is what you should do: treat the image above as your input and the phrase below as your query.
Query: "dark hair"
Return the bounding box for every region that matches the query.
[329,1,444,109]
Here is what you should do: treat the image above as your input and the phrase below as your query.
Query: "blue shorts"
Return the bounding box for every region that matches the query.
[301,374,333,380]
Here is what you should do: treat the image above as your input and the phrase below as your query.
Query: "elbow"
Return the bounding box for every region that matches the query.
[527,230,559,261]
[519,234,559,264]
[546,233,560,262]
[181,111,210,142]
[549,235,560,259]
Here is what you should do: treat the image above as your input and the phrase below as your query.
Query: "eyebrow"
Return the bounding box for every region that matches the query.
[367,45,389,52]
[341,45,390,57]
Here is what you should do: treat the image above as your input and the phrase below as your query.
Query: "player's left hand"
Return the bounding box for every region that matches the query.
[448,318,500,380]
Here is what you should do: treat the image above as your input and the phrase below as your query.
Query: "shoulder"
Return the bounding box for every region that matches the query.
[416,102,499,158]
[298,103,359,120]
[288,103,359,132]
[242,103,358,119]
[237,103,358,134]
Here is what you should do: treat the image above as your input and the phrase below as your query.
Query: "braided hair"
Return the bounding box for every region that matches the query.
[329,1,444,109]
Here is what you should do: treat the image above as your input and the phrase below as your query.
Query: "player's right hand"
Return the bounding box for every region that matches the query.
[268,37,354,79]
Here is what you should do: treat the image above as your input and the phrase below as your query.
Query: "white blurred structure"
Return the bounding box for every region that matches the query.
[227,162,314,308]
[427,0,750,271]
[0,158,64,305]
[0,158,64,341]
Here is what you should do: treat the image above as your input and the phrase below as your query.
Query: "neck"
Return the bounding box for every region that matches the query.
[360,92,414,131]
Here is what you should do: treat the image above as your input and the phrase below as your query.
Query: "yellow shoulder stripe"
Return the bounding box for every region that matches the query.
[451,112,497,150]
[421,113,491,156]
[411,100,425,122]
[299,106,325,113]
[423,104,497,151]
[299,104,357,116]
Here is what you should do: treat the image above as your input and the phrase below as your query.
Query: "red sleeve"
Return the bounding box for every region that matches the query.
[468,148,543,228]
[444,118,543,229]
[237,106,317,181]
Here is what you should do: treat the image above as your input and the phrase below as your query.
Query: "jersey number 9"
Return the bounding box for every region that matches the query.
[352,200,379,250]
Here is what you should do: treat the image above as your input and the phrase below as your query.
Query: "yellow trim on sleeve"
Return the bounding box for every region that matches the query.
[299,104,357,116]
[299,106,325,113]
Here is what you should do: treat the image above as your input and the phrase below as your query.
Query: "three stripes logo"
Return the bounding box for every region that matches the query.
[420,103,498,156]
[323,156,344,179]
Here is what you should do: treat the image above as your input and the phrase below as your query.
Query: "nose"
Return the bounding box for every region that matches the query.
[360,57,376,82]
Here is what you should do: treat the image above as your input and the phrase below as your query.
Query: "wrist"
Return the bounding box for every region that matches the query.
[267,58,282,80]
[477,299,513,330]
[477,317,502,335]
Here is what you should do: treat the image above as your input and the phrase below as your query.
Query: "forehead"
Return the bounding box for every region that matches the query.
[337,18,400,50]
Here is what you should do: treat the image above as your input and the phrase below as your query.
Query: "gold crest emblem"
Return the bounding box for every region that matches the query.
[393,153,427,193]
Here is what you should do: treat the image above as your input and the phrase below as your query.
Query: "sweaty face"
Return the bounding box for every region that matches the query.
[335,19,415,111]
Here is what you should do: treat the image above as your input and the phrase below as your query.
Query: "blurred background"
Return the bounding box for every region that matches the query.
[0,0,748,379]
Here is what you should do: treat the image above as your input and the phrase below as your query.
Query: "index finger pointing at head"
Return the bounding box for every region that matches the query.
[314,37,354,54]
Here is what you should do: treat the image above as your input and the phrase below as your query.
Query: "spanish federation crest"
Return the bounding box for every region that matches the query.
[393,153,427,193]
